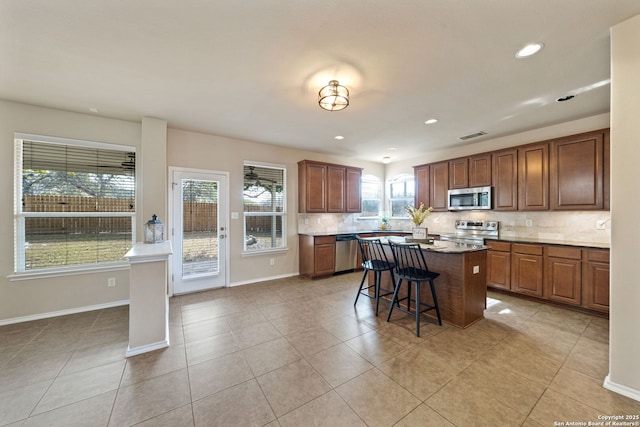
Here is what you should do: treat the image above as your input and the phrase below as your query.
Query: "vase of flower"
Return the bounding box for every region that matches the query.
[405,202,433,241]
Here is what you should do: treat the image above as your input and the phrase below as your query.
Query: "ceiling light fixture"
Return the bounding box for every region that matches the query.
[425,118,438,125]
[382,156,391,164]
[334,135,344,140]
[318,80,349,111]
[515,43,544,58]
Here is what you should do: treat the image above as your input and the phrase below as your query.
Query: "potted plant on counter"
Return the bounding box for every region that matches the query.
[405,202,433,240]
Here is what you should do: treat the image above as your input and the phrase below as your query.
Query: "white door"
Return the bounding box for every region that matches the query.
[170,168,228,294]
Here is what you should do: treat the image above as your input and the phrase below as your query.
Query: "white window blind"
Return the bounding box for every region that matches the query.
[243,163,286,252]
[15,135,136,272]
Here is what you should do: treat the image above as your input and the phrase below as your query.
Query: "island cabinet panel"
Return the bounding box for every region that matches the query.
[511,243,543,297]
[550,130,605,210]
[469,153,492,187]
[518,143,549,211]
[298,160,362,213]
[492,148,518,211]
[414,165,430,207]
[299,235,335,279]
[543,246,582,305]
[449,158,469,189]
[430,161,449,211]
[486,240,511,290]
[346,167,362,213]
[327,166,346,212]
[582,249,610,312]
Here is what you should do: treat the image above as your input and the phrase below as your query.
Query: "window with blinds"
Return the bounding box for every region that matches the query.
[361,174,382,217]
[14,134,136,272]
[243,162,286,252]
[388,174,415,218]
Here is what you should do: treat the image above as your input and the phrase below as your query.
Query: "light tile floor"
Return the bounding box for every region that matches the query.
[1,272,639,426]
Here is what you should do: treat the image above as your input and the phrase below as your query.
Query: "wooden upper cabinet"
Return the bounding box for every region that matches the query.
[469,153,492,187]
[449,158,469,189]
[550,130,605,210]
[449,154,492,189]
[414,164,430,208]
[493,148,518,211]
[327,166,346,212]
[345,167,362,213]
[430,161,449,211]
[298,160,362,214]
[298,161,326,213]
[518,142,549,211]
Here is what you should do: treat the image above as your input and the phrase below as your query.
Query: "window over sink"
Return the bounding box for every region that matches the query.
[388,174,414,218]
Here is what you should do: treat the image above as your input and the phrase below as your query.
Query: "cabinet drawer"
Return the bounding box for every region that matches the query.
[545,246,581,260]
[512,243,543,255]
[314,236,336,245]
[584,249,609,263]
[486,240,511,252]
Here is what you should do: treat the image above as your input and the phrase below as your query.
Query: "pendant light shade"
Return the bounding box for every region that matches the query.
[318,80,349,111]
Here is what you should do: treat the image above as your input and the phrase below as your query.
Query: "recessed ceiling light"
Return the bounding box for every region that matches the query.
[89,107,99,113]
[424,118,438,125]
[387,147,397,151]
[556,95,575,102]
[382,156,391,164]
[515,43,544,58]
[334,135,344,140]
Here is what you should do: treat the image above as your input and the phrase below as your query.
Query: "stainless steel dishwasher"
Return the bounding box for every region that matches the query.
[334,234,358,274]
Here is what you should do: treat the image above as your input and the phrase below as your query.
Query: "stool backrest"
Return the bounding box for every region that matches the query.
[356,236,391,265]
[389,241,432,279]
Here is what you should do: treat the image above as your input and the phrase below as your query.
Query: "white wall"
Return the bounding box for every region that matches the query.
[606,14,640,401]
[0,100,141,321]
[166,128,384,286]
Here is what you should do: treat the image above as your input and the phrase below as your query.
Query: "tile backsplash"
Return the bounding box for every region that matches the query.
[297,211,611,244]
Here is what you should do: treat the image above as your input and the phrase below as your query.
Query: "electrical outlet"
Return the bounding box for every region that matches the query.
[525,219,533,227]
[304,218,309,224]
[108,277,116,287]
[473,265,479,274]
[269,258,275,266]
[596,220,606,230]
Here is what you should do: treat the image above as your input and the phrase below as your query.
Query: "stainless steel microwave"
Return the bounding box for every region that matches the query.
[448,186,492,210]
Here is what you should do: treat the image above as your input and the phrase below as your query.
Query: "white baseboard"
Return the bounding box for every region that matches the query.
[229,272,300,287]
[126,339,169,357]
[0,300,130,326]
[603,374,640,402]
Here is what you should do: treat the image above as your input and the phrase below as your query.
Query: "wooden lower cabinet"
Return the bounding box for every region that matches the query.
[487,240,610,314]
[486,240,511,290]
[511,244,544,297]
[544,246,582,305]
[299,235,335,279]
[582,249,610,312]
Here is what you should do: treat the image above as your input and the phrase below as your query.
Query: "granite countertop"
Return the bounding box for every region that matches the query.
[298,230,411,237]
[385,236,489,254]
[484,235,610,250]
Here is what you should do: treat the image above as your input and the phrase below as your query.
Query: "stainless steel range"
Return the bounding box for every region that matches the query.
[439,220,499,246]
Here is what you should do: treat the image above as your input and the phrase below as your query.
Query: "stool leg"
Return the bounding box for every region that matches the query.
[430,279,442,325]
[415,281,421,337]
[354,269,368,306]
[389,269,400,308]
[406,281,412,313]
[374,271,381,316]
[386,277,403,322]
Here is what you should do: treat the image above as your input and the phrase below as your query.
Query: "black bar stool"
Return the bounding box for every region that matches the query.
[353,236,396,316]
[387,240,442,336]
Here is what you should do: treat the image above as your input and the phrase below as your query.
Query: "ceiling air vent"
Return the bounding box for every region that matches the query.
[459,131,487,141]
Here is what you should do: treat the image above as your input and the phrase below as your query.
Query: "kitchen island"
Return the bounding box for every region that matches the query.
[375,237,489,329]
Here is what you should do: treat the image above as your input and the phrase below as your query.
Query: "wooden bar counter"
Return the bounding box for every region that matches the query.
[375,237,489,328]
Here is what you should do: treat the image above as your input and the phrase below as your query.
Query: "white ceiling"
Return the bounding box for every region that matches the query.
[2,1,640,163]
